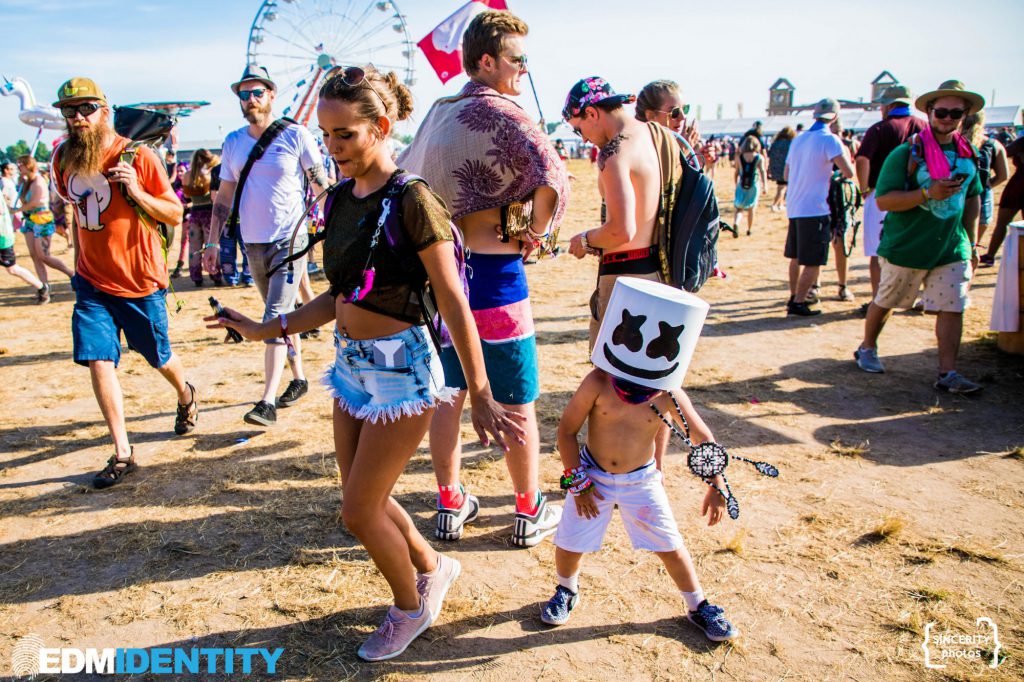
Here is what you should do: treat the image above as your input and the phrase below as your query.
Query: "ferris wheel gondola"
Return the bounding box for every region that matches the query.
[245,0,416,127]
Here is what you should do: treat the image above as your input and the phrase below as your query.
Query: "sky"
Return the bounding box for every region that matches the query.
[1,0,1022,151]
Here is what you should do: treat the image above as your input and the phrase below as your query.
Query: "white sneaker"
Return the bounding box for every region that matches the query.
[435,492,479,541]
[511,495,562,547]
[416,553,461,623]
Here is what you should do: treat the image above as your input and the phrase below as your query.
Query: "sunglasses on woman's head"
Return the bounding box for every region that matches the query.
[237,88,267,102]
[324,65,387,110]
[654,104,690,119]
[61,101,102,119]
[932,107,965,120]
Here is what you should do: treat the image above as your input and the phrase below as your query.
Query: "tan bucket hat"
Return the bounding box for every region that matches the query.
[915,80,985,115]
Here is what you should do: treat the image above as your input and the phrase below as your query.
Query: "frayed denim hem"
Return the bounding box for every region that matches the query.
[320,372,457,424]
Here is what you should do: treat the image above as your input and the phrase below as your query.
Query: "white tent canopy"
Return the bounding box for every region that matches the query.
[697,105,1020,138]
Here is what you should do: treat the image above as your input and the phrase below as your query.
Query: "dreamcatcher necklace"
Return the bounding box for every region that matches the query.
[650,394,779,519]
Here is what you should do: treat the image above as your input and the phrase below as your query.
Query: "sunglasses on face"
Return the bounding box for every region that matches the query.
[932,107,965,120]
[502,54,528,70]
[237,88,267,102]
[654,104,690,119]
[324,65,388,111]
[61,101,102,119]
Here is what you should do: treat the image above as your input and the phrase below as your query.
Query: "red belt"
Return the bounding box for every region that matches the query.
[601,245,658,265]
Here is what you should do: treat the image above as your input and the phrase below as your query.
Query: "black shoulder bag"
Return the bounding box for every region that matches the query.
[225,117,294,239]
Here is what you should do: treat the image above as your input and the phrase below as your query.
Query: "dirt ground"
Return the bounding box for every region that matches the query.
[1,158,1022,682]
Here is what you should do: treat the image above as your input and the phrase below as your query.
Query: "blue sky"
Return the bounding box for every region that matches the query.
[2,0,1022,150]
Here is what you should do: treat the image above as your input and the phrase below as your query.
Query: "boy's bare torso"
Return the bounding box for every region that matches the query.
[584,373,678,473]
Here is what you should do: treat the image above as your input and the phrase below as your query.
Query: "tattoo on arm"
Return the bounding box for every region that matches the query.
[597,133,628,172]
[306,164,329,189]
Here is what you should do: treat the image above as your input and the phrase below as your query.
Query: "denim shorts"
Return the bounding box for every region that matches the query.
[71,274,172,369]
[321,325,456,424]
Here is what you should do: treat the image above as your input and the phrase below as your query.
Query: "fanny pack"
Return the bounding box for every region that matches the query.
[27,209,55,225]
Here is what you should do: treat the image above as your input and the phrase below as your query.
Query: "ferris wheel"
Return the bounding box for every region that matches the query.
[245,0,416,126]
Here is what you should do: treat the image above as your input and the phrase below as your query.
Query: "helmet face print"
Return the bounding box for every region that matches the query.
[592,277,709,390]
[603,309,685,381]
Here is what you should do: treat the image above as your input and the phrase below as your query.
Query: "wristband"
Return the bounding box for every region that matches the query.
[560,466,594,497]
[203,242,218,249]
[580,231,591,251]
[920,187,929,203]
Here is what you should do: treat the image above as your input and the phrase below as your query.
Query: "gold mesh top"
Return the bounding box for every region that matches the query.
[323,177,454,325]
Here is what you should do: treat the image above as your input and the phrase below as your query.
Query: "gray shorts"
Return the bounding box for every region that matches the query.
[246,234,308,345]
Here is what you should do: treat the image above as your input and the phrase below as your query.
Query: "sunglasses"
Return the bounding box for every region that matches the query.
[324,65,388,111]
[932,107,966,120]
[61,101,102,119]
[238,88,268,102]
[502,54,528,70]
[654,104,690,119]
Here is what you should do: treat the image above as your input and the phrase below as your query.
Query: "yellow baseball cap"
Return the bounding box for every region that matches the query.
[53,77,107,107]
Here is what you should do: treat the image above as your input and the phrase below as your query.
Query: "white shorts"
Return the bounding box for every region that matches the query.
[862,192,886,257]
[554,446,685,554]
[874,257,972,313]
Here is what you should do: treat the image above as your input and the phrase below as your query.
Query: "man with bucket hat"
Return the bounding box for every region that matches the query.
[855,84,927,309]
[203,64,329,426]
[783,97,856,317]
[855,81,985,394]
[49,77,198,488]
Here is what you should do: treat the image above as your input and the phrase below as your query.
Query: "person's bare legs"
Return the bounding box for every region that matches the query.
[88,360,132,461]
[868,256,881,298]
[27,233,73,282]
[745,208,755,235]
[260,339,304,404]
[795,265,820,303]
[788,258,800,299]
[555,547,584,583]
[430,392,538,497]
[935,311,963,375]
[860,302,894,350]
[832,237,848,289]
[4,264,43,289]
[155,353,193,405]
[657,547,702,593]
[335,403,437,610]
[429,392,466,489]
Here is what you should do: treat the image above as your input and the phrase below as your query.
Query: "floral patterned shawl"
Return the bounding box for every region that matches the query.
[398,81,569,247]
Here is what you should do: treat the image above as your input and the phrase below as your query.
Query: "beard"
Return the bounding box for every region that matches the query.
[242,99,272,124]
[63,121,111,176]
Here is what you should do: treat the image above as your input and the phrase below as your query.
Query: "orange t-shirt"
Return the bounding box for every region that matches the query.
[55,136,173,297]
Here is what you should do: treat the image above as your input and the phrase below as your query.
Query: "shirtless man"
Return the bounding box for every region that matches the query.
[564,76,677,468]
[398,10,569,547]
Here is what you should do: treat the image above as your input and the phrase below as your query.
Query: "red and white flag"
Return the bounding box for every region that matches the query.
[417,0,509,84]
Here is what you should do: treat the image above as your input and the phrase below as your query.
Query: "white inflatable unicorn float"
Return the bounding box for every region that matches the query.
[1,76,66,155]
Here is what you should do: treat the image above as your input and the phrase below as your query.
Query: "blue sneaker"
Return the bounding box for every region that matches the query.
[240,274,255,287]
[540,585,578,626]
[687,600,739,642]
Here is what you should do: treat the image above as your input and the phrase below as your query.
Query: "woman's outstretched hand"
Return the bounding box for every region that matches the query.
[469,390,528,452]
[202,307,266,341]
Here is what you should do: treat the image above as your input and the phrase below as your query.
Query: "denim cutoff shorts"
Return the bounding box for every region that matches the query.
[321,325,456,424]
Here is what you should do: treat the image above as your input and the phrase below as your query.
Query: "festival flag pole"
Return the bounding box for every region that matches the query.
[526,71,545,125]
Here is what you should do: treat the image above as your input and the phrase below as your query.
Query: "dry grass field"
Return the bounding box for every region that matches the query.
[1,158,1022,681]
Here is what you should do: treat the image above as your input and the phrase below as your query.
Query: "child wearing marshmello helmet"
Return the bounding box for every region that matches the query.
[540,277,739,641]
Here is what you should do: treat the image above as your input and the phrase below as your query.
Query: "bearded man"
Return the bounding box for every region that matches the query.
[51,77,197,489]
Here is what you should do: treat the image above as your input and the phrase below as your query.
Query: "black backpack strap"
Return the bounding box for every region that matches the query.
[226,117,295,235]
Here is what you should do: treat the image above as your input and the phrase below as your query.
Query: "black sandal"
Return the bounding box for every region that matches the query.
[174,382,198,435]
[92,448,137,489]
